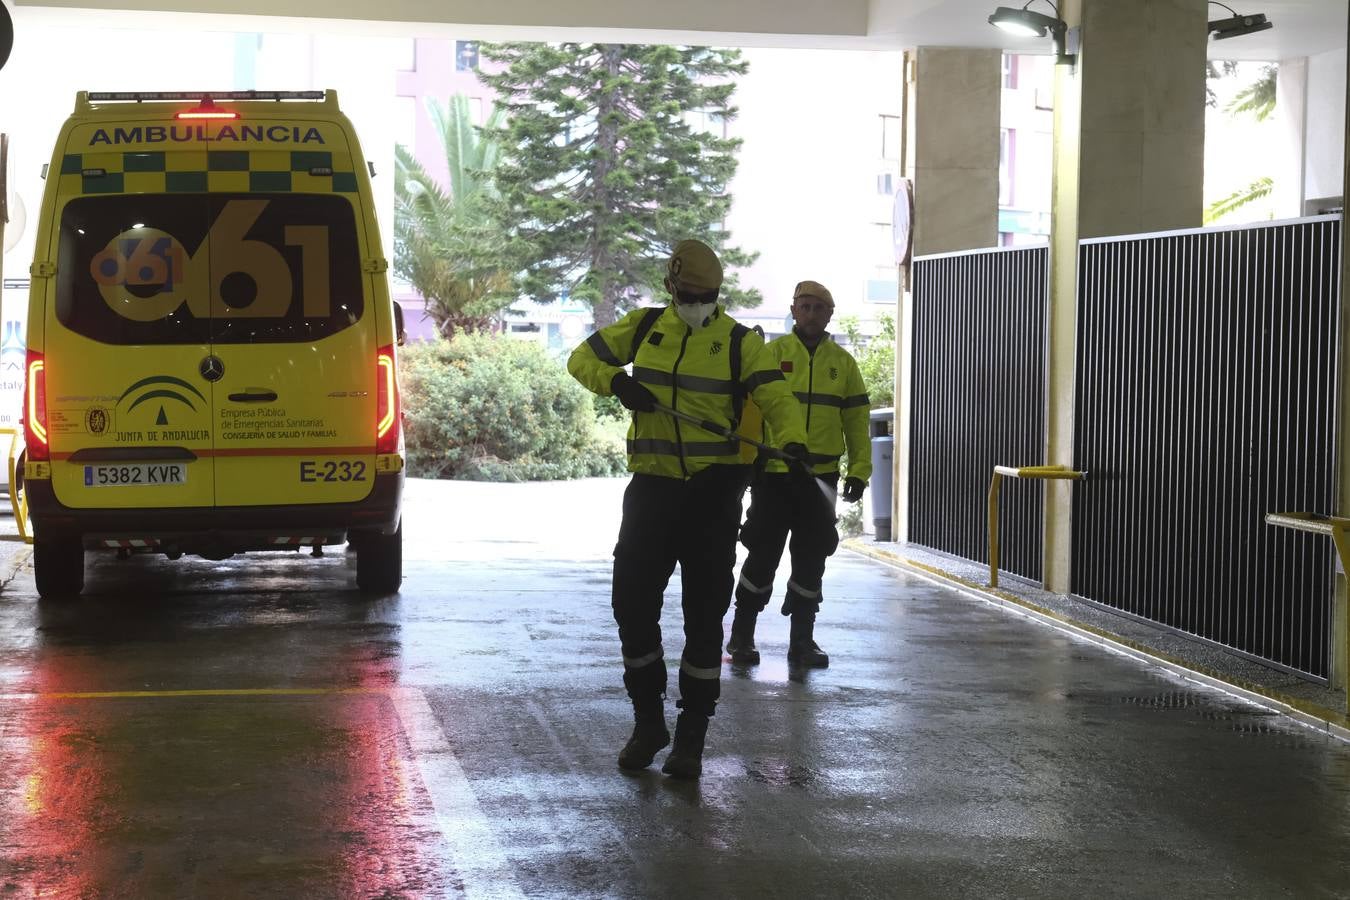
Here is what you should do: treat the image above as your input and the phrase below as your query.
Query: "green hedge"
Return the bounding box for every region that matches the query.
[399,334,627,481]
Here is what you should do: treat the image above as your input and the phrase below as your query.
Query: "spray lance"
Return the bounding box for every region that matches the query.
[652,402,838,515]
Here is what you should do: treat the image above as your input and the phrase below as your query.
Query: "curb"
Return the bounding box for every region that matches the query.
[0,543,30,593]
[845,539,1350,745]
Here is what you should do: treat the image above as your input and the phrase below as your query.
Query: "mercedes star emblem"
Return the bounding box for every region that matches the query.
[199,355,225,382]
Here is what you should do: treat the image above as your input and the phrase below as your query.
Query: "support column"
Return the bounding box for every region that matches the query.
[894,46,1000,544]
[1043,0,1207,592]
[1333,30,1350,708]
[1272,58,1309,218]
[910,47,1001,253]
[1076,1,1207,239]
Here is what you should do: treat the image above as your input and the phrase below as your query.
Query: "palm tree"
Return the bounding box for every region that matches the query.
[1205,65,1277,224]
[394,95,513,338]
[1225,64,1276,121]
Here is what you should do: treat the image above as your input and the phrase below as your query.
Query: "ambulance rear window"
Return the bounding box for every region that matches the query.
[55,193,364,345]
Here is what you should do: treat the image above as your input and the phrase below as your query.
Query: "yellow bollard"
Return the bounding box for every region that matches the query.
[988,464,1085,589]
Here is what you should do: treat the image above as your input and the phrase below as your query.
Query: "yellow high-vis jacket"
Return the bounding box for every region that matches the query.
[568,305,806,480]
[762,330,872,480]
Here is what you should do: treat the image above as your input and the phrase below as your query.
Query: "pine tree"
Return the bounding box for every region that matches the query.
[479,42,759,328]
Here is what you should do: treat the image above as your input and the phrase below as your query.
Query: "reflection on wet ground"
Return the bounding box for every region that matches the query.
[0,478,1349,897]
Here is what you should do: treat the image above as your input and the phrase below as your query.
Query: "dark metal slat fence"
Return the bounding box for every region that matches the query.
[1072,218,1341,679]
[909,247,1048,581]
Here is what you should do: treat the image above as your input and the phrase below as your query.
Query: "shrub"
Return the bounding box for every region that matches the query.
[833,315,895,538]
[399,334,627,481]
[838,500,863,538]
[838,313,895,409]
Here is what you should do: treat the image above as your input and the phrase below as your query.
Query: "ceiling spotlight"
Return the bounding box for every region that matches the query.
[1207,2,1273,41]
[988,1,1077,66]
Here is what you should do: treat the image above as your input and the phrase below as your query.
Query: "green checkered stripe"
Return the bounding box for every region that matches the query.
[61,150,359,194]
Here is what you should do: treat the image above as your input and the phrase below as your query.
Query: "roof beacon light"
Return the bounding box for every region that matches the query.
[176,97,238,120]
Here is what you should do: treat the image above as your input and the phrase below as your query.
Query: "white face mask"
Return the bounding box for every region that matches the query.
[676,302,717,330]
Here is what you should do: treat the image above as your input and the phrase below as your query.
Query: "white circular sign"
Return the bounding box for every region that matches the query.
[892,178,914,266]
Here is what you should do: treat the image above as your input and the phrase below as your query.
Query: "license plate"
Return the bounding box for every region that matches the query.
[83,463,188,486]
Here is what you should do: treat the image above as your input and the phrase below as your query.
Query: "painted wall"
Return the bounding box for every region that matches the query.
[726,46,904,337]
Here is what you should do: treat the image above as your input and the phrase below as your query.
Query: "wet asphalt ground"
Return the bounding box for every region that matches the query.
[2,476,1350,898]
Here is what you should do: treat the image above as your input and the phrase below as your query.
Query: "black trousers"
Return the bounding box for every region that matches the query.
[736,471,840,616]
[612,466,747,718]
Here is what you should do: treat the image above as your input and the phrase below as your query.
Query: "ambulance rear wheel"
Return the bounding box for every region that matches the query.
[356,521,401,594]
[34,537,84,599]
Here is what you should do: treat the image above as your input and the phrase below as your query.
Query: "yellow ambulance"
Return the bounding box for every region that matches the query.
[22,90,405,598]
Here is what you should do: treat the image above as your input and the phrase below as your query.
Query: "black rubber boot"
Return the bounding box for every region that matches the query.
[725,609,761,665]
[787,612,829,668]
[661,712,709,779]
[617,700,670,770]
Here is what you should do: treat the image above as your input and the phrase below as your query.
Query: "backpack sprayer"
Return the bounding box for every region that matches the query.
[653,403,837,514]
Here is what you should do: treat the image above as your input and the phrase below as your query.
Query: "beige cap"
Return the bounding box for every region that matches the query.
[668,239,724,292]
[793,280,834,306]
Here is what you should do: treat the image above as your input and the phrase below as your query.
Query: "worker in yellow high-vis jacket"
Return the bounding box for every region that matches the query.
[730,280,872,669]
[567,239,807,779]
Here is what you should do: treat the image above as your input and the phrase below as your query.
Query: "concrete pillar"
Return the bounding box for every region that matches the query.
[893,46,1000,544]
[1272,57,1309,218]
[1043,0,1207,592]
[910,47,1001,254]
[1076,0,1208,239]
[1334,32,1350,709]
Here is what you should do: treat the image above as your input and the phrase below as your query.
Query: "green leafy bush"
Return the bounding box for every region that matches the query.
[399,334,627,481]
[838,501,864,538]
[833,314,895,538]
[838,313,895,408]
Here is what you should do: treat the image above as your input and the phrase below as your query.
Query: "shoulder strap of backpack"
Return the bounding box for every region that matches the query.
[626,306,665,365]
[729,322,749,430]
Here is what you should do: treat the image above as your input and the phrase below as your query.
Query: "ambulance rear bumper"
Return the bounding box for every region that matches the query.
[26,471,403,553]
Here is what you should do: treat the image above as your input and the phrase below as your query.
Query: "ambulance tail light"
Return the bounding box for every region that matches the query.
[376,344,400,455]
[25,350,49,461]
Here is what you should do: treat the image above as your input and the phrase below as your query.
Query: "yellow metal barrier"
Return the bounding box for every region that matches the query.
[1264,511,1350,707]
[0,427,30,544]
[1264,512,1350,571]
[988,464,1085,588]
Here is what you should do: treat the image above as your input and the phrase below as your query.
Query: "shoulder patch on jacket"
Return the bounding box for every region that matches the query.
[647,331,664,346]
[781,360,793,373]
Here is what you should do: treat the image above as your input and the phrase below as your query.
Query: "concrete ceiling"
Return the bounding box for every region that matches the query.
[9,0,1347,61]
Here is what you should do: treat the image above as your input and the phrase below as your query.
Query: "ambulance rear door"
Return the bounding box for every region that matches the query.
[45,187,216,511]
[206,183,377,508]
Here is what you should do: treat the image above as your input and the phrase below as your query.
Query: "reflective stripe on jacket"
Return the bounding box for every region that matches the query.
[762,331,872,480]
[568,305,806,479]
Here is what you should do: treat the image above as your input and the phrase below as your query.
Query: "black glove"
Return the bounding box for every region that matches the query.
[610,372,656,413]
[842,477,866,503]
[781,443,809,465]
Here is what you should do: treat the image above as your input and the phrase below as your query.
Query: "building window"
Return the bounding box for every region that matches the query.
[1002,53,1018,90]
[456,40,480,71]
[879,114,901,162]
[686,109,727,138]
[876,172,895,195]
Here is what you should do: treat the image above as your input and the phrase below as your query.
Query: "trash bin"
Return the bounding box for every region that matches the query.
[869,408,894,541]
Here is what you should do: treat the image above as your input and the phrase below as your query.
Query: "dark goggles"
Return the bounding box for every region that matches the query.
[673,284,720,306]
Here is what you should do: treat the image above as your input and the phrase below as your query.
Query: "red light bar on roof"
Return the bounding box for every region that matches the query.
[87,90,325,102]
[176,97,237,120]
